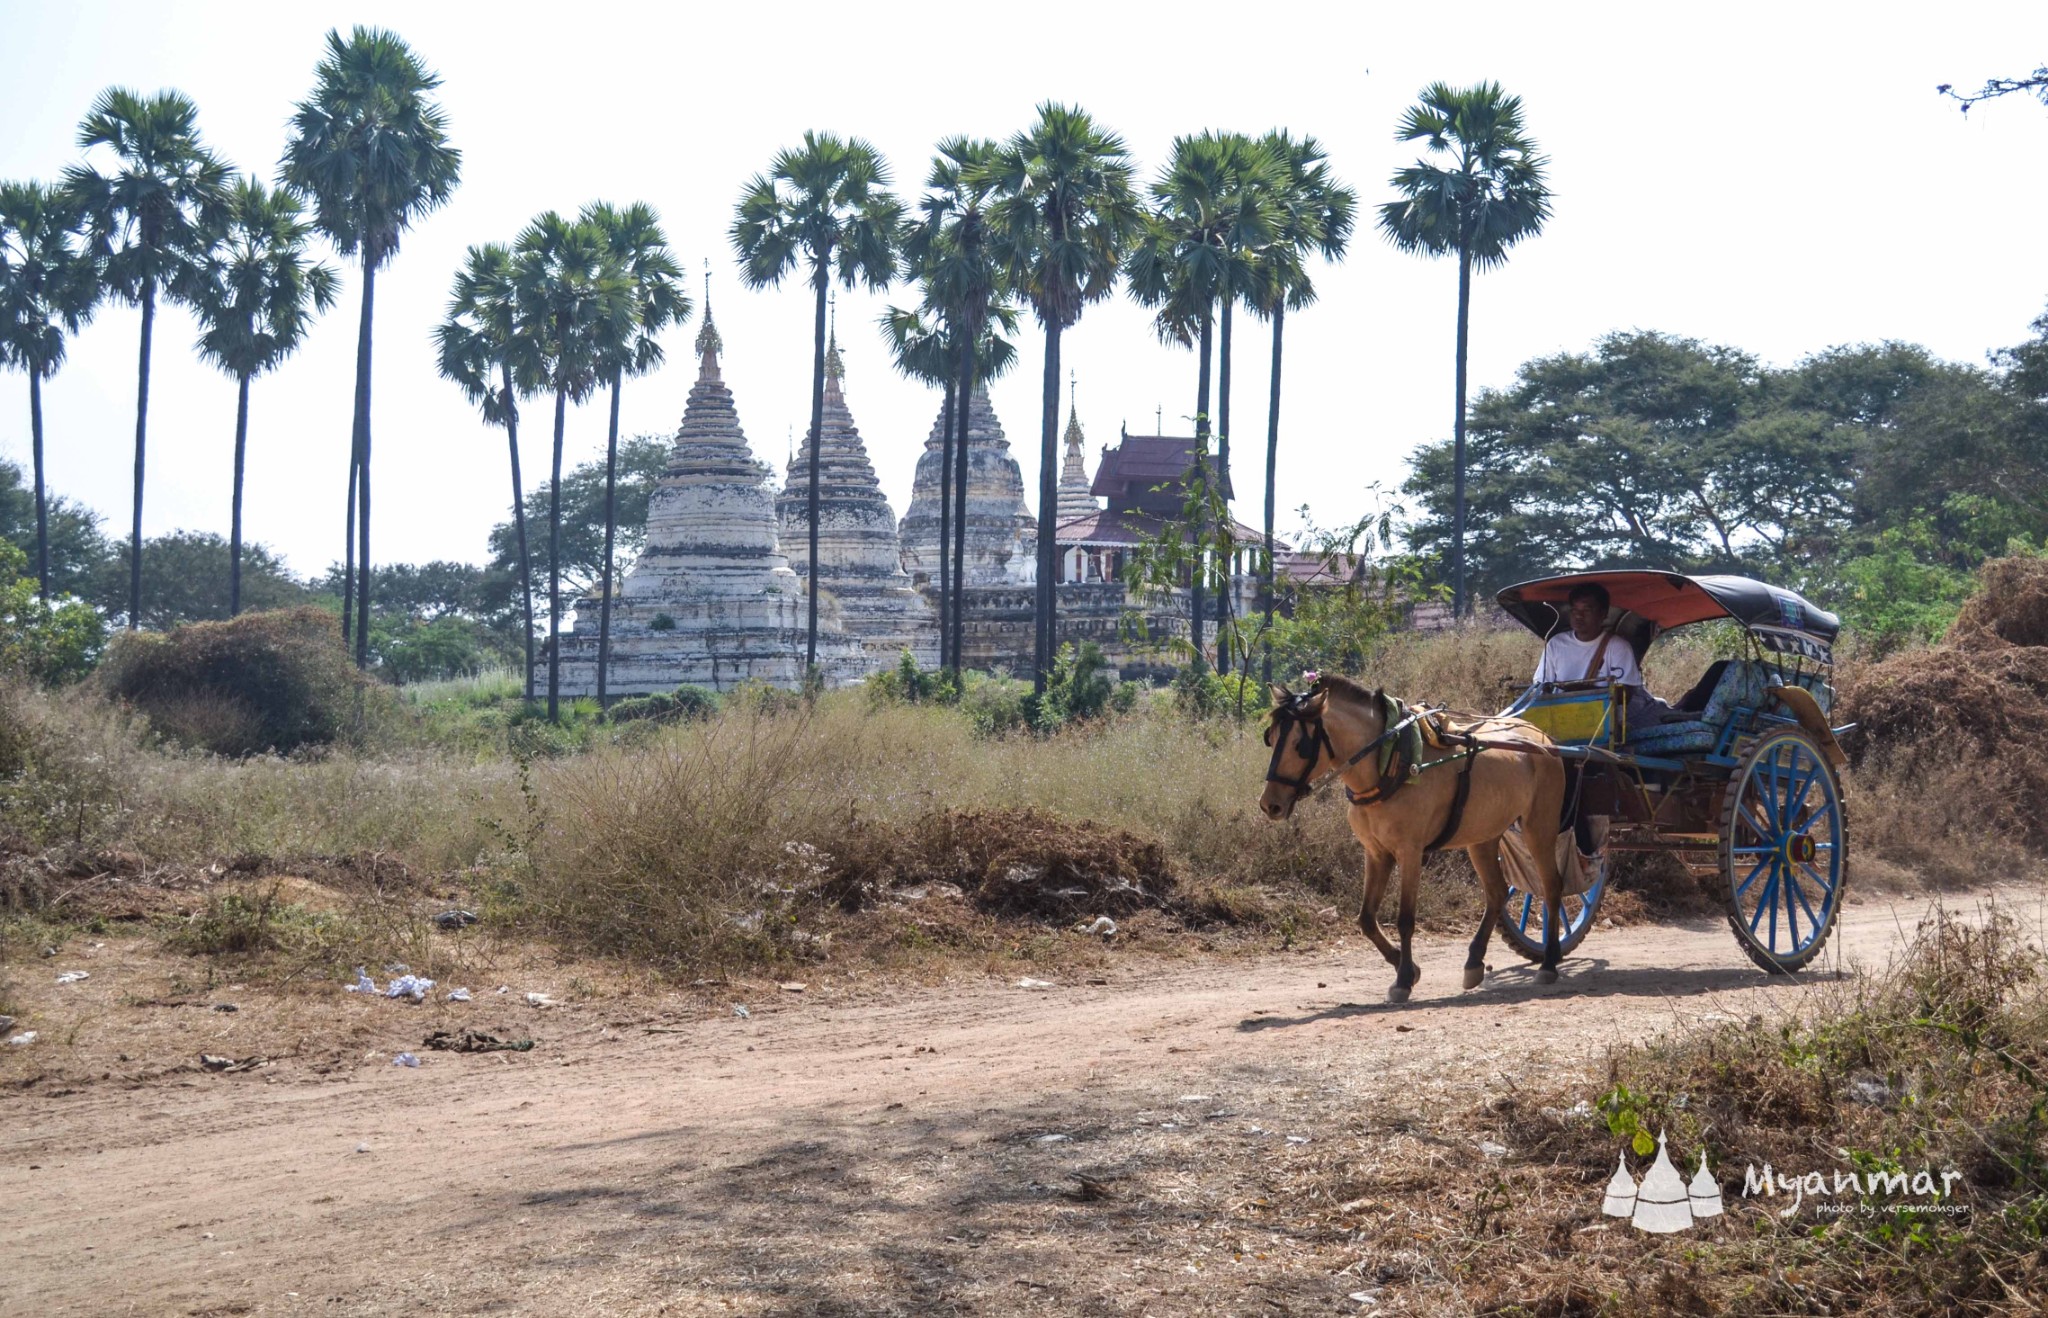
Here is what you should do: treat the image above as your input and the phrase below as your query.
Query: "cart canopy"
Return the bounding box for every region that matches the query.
[1496,570,1840,663]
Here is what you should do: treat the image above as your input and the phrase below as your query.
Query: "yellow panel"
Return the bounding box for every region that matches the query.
[1520,692,1615,745]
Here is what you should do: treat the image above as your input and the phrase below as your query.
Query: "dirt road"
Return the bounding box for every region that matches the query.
[6,884,2037,1317]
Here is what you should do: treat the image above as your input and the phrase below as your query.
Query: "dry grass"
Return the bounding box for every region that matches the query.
[0,597,2037,987]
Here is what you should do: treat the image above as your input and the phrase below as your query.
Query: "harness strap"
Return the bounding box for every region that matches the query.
[1424,751,1478,853]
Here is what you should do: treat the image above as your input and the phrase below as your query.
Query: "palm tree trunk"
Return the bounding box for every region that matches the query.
[937,376,956,673]
[1191,305,1214,668]
[546,386,567,722]
[230,372,250,617]
[1452,240,1472,619]
[806,272,828,681]
[352,255,379,667]
[29,370,47,600]
[597,373,622,708]
[341,444,356,644]
[1217,294,1233,492]
[1261,304,1284,687]
[952,335,972,676]
[1035,322,1062,693]
[503,362,534,705]
[128,277,155,630]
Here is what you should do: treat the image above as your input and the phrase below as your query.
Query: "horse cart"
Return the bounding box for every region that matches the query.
[1491,571,1849,974]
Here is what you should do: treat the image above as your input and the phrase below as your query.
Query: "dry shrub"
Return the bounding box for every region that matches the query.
[1840,557,2048,865]
[1486,903,2048,1315]
[828,806,1173,918]
[95,606,380,755]
[1947,555,2048,650]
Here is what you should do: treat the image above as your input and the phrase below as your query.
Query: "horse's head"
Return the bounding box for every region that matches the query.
[1259,678,1389,820]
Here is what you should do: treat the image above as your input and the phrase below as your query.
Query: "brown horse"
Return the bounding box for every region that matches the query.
[1259,675,1570,1001]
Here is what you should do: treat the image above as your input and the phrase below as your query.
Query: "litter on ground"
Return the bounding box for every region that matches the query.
[55,971,89,984]
[392,1052,421,1067]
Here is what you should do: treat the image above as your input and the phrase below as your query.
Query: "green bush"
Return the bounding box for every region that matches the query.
[0,541,104,684]
[865,650,958,707]
[95,606,375,755]
[960,670,1029,737]
[608,684,720,725]
[1034,642,1114,730]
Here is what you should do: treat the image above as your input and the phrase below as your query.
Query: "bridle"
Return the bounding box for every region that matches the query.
[1264,690,1428,805]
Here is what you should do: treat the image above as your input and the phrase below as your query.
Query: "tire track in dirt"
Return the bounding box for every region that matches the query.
[4,884,2037,1317]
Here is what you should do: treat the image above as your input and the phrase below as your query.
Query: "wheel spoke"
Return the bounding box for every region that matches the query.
[1517,889,1533,933]
[1731,844,1778,854]
[1783,866,1804,947]
[1788,865,1823,934]
[1734,854,1771,900]
[1787,762,1821,826]
[1749,863,1779,935]
[1799,860,1836,898]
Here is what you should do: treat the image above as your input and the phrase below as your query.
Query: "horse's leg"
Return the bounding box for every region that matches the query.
[1529,758,1569,986]
[1357,846,1399,970]
[1464,840,1508,990]
[1389,845,1425,1003]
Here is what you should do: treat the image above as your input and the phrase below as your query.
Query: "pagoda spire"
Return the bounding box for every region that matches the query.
[1056,370,1100,524]
[824,293,844,401]
[695,260,722,378]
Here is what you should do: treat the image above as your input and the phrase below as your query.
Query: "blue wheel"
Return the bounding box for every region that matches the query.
[1497,829,1609,963]
[1719,728,1846,974]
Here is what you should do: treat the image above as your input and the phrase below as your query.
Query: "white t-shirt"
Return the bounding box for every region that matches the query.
[1534,631,1644,687]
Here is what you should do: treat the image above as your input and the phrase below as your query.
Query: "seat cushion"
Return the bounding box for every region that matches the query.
[1624,660,1834,755]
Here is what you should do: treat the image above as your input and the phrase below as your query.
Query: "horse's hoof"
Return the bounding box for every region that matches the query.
[1537,967,1559,985]
[1462,965,1484,991]
[1386,983,1411,1004]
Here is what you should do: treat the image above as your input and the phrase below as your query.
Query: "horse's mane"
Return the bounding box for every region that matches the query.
[1311,673,1380,703]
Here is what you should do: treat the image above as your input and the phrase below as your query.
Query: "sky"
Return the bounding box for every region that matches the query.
[3,2,2046,580]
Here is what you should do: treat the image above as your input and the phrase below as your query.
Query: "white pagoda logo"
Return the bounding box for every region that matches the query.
[1602,1131,1723,1233]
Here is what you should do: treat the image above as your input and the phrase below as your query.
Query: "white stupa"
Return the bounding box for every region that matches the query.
[1687,1150,1724,1219]
[1601,1151,1638,1218]
[1631,1131,1694,1234]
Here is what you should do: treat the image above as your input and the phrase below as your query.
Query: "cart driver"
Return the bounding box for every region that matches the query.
[1533,582,1642,689]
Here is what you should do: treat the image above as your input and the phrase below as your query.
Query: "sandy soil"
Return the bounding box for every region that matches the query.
[5,882,2040,1318]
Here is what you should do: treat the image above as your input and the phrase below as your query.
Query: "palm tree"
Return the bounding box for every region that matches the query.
[280,26,461,664]
[0,180,99,600]
[980,104,1141,691]
[435,242,538,702]
[582,201,688,708]
[1379,81,1551,617]
[1251,133,1356,683]
[1126,132,1279,666]
[62,88,230,629]
[190,178,337,615]
[879,292,1017,671]
[510,212,630,722]
[899,137,1011,673]
[732,131,903,679]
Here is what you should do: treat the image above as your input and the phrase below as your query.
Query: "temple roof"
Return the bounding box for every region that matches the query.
[1091,432,1235,509]
[1053,508,1267,548]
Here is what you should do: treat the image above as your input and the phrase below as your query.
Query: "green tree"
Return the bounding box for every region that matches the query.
[0,180,100,599]
[981,104,1142,691]
[190,177,337,616]
[1249,133,1355,683]
[482,435,671,619]
[0,456,110,600]
[280,26,461,665]
[435,242,538,701]
[510,212,630,720]
[583,201,689,707]
[90,530,308,629]
[732,131,904,677]
[1379,81,1552,617]
[896,137,1017,671]
[62,87,231,630]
